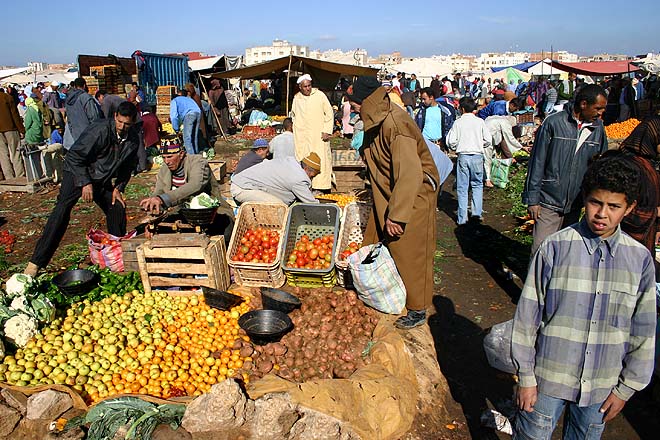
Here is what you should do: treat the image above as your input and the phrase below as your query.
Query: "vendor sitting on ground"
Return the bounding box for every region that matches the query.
[139,136,235,243]
[233,138,270,175]
[230,152,321,205]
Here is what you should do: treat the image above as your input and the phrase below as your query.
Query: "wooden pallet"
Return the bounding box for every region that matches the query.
[136,235,230,293]
[0,177,52,193]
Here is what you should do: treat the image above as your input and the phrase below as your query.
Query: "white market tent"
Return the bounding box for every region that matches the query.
[0,66,31,81]
[388,58,454,87]
[526,60,570,79]
[633,54,660,74]
[2,70,77,86]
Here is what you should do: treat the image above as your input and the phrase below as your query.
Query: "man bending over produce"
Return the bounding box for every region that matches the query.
[230,152,321,205]
[348,76,439,329]
[24,102,140,277]
[139,137,235,243]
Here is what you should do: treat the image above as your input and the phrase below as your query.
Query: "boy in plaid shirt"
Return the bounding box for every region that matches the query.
[512,153,656,439]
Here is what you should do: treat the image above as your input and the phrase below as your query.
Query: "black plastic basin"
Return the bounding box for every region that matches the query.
[202,286,243,311]
[238,310,293,345]
[179,207,217,226]
[260,288,301,314]
[52,269,99,296]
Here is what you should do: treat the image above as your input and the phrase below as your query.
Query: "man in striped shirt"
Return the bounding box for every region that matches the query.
[512,153,656,439]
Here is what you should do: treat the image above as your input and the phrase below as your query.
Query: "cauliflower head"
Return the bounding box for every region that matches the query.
[10,296,30,313]
[4,274,34,298]
[4,313,38,348]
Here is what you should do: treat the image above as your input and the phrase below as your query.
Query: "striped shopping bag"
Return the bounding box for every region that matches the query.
[346,242,406,314]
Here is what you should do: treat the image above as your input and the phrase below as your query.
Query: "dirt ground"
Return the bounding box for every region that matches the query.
[1,147,659,439]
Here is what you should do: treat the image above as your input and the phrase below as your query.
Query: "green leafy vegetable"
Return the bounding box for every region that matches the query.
[66,397,186,440]
[188,193,219,209]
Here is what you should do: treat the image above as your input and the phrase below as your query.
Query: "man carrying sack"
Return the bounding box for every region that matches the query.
[347,76,439,329]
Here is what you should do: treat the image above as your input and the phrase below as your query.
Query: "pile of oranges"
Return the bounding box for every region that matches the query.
[315,194,357,208]
[111,295,252,401]
[605,118,640,140]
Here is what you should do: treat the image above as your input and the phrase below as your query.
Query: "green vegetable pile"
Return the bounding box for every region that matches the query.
[66,397,186,440]
[32,267,144,309]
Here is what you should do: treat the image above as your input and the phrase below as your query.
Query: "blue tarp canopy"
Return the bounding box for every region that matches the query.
[491,61,540,73]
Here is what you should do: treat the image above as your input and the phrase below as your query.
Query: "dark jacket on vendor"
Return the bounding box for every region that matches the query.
[65,88,102,143]
[63,118,140,191]
[522,103,608,214]
[153,154,234,219]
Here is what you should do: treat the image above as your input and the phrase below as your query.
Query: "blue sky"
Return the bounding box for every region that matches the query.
[2,0,658,66]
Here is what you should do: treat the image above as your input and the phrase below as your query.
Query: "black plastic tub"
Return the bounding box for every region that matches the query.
[260,288,301,314]
[179,207,217,226]
[52,269,99,296]
[238,309,293,345]
[201,286,243,311]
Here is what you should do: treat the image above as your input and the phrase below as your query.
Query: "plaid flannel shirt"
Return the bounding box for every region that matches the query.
[512,220,657,406]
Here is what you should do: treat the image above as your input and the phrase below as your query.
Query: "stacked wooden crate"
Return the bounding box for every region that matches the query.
[89,65,121,94]
[135,233,230,293]
[156,86,176,123]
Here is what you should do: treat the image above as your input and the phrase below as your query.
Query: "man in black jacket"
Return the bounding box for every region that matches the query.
[25,102,139,276]
[523,85,608,255]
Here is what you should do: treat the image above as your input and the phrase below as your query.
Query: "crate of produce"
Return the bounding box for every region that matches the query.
[120,234,148,272]
[334,202,372,287]
[515,111,535,126]
[242,125,276,137]
[227,202,289,287]
[136,234,230,293]
[282,203,341,287]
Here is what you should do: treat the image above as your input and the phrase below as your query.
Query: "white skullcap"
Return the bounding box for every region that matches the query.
[51,81,60,86]
[297,74,312,85]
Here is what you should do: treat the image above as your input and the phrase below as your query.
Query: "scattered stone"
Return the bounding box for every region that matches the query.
[246,393,300,439]
[152,423,193,440]
[181,380,254,435]
[288,408,359,440]
[6,416,49,440]
[0,403,22,437]
[1,388,29,415]
[26,390,73,421]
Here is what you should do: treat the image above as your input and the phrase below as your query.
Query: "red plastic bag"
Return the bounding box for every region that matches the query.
[87,229,137,272]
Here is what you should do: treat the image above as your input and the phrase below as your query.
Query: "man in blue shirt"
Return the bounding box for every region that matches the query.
[478,96,524,120]
[418,88,443,143]
[170,90,202,154]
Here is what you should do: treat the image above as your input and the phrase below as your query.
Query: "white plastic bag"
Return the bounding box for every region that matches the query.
[483,319,516,374]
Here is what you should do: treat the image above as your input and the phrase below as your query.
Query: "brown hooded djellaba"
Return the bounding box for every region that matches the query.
[360,87,440,311]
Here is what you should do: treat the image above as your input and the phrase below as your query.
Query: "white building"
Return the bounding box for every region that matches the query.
[244,40,309,65]
[477,52,530,70]
[27,61,47,72]
[309,49,369,66]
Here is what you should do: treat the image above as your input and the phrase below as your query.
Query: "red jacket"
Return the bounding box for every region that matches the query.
[141,112,161,147]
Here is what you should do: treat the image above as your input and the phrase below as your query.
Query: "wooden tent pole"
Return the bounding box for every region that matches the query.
[286,54,293,115]
[198,72,228,141]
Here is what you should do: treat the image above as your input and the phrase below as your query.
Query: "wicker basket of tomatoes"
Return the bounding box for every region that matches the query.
[335,202,372,287]
[282,203,341,288]
[227,202,288,287]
